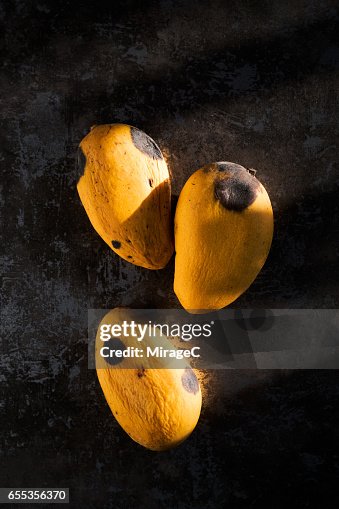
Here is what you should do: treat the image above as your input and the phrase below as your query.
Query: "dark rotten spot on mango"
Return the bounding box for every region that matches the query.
[105,338,126,366]
[181,367,199,394]
[76,146,86,178]
[112,240,121,249]
[214,171,259,212]
[130,127,163,160]
[215,162,246,173]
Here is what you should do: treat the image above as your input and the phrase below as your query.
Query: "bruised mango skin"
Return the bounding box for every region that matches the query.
[174,162,273,313]
[77,124,173,269]
[96,308,202,451]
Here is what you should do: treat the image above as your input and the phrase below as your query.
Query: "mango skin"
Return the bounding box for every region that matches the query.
[174,162,273,313]
[77,124,173,269]
[96,308,202,451]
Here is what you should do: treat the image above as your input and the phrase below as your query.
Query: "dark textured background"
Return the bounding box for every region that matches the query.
[1,0,339,507]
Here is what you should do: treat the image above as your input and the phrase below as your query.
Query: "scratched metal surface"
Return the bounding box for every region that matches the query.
[1,0,339,508]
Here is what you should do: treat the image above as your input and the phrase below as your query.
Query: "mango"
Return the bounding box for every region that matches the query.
[174,162,273,313]
[77,124,173,269]
[96,308,202,451]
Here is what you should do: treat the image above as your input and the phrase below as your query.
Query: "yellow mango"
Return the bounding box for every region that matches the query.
[174,162,273,313]
[96,308,202,451]
[77,124,173,269]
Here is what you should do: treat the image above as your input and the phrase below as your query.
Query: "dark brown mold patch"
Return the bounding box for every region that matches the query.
[105,338,126,366]
[76,146,86,178]
[130,127,163,160]
[112,240,121,249]
[137,367,146,378]
[181,367,199,394]
[214,165,260,212]
[215,162,246,173]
